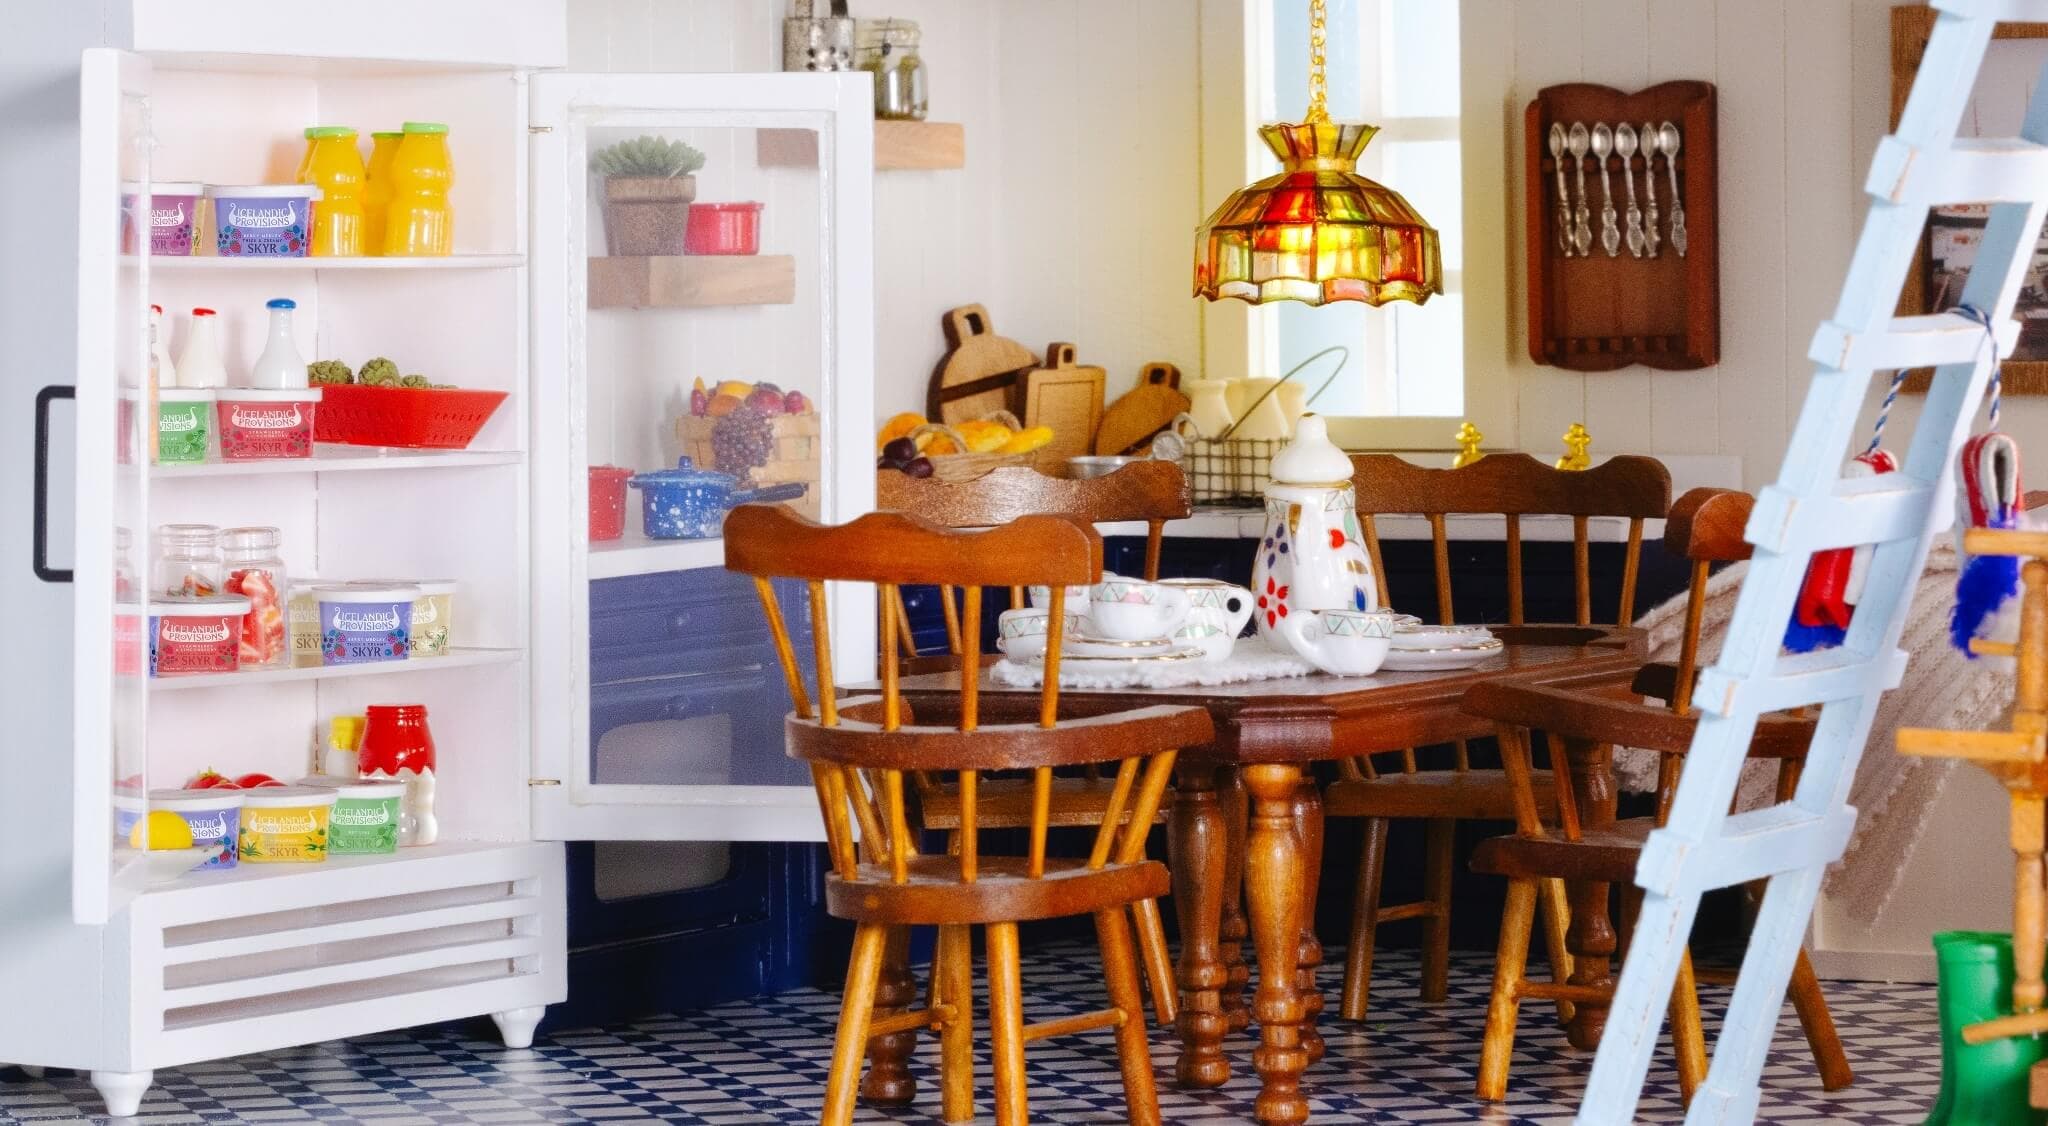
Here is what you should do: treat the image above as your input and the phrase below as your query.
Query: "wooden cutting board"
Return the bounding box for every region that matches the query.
[927,304,1039,425]
[1094,361,1189,456]
[1021,342,1104,470]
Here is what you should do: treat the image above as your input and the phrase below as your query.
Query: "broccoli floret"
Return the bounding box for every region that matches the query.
[400,374,431,389]
[357,357,399,386]
[307,359,353,386]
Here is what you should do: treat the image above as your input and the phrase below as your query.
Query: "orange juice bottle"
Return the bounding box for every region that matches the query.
[300,126,366,256]
[361,131,402,257]
[382,122,453,256]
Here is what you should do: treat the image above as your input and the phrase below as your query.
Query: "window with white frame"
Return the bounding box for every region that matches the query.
[1249,0,1464,421]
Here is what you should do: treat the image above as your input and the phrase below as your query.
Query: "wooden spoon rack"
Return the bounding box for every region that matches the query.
[1525,80,1718,372]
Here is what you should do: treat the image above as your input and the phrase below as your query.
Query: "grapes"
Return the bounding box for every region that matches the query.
[711,403,775,478]
[905,457,934,478]
[882,437,917,462]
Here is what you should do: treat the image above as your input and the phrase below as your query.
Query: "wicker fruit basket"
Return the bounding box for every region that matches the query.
[907,410,1032,482]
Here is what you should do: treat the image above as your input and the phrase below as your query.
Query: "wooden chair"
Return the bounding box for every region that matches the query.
[1460,487,1852,1101]
[725,503,1213,1126]
[875,460,1193,1027]
[1325,452,1671,1021]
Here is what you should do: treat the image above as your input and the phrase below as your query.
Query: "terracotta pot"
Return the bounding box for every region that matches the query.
[601,174,697,256]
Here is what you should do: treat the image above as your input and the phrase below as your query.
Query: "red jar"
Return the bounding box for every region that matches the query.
[358,704,436,778]
[589,465,633,541]
[684,202,764,255]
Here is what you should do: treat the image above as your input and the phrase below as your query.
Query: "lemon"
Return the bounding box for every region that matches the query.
[129,810,194,851]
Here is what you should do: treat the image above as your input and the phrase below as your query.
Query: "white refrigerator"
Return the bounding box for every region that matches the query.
[1,1,875,1115]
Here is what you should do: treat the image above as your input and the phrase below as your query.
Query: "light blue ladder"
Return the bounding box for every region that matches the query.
[1579,2,2048,1121]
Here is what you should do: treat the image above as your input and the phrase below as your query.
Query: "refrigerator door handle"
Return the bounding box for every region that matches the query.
[33,384,74,583]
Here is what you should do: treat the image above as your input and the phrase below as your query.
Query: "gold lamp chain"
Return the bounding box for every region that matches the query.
[1306,0,1329,123]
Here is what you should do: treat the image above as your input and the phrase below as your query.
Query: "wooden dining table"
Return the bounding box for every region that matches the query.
[895,626,1646,1126]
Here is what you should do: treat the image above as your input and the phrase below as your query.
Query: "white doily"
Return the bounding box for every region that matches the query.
[989,636,1316,690]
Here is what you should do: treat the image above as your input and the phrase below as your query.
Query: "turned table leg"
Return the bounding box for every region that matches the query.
[1221,767,1252,1033]
[862,925,918,1104]
[1244,763,1312,1126]
[1292,779,1326,1065]
[1563,737,1618,1050]
[1171,762,1231,1087]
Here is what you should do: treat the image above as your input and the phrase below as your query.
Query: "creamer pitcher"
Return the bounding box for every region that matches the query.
[1252,414,1379,643]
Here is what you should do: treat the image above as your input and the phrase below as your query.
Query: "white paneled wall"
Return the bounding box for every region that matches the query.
[566,0,1202,420]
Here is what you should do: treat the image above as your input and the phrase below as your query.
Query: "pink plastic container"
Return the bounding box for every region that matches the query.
[149,596,250,677]
[589,466,633,541]
[121,182,203,256]
[684,202,764,255]
[217,388,321,460]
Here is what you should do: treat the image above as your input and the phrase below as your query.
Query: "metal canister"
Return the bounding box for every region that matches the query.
[783,0,854,72]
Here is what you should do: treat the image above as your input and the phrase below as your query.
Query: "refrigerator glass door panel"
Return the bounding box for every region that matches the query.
[74,49,155,925]
[529,73,875,842]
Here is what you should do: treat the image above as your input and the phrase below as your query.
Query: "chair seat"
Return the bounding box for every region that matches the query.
[1469,817,1658,883]
[825,855,1171,925]
[919,775,1172,830]
[1324,768,1560,821]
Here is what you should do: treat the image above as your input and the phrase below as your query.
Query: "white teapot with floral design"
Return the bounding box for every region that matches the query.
[1252,415,1389,672]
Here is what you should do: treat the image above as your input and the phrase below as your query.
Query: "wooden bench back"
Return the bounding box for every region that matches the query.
[723,503,1199,888]
[1348,452,1672,628]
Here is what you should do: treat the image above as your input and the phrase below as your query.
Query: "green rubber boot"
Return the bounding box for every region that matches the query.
[1926,930,2048,1125]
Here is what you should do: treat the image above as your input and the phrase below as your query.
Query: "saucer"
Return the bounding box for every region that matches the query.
[1062,633,1177,659]
[1036,646,1207,671]
[1379,637,1504,671]
[1391,623,1496,650]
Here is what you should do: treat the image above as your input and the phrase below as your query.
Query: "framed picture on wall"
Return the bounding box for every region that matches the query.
[1893,5,2048,392]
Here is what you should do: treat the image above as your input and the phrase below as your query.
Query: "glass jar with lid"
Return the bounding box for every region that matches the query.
[154,524,221,598]
[857,18,928,121]
[220,527,288,667]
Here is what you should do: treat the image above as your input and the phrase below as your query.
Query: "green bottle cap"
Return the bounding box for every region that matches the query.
[371,131,403,140]
[401,122,449,135]
[304,125,358,139]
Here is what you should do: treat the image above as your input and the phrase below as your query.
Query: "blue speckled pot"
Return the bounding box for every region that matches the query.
[627,457,808,540]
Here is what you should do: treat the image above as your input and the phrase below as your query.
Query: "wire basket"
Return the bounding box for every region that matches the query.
[1175,346,1348,506]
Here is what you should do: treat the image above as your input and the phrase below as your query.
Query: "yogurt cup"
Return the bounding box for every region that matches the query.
[149,596,251,677]
[354,579,456,657]
[155,388,214,464]
[150,788,246,869]
[122,182,203,256]
[207,184,320,258]
[216,388,320,460]
[288,579,324,668]
[237,786,336,863]
[113,793,148,842]
[299,777,405,854]
[315,584,418,664]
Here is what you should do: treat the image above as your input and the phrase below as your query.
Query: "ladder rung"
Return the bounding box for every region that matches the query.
[1965,528,2048,558]
[1867,137,2048,205]
[1634,805,1857,897]
[1693,648,1909,717]
[1898,726,2046,762]
[1808,313,2019,372]
[1748,481,1935,556]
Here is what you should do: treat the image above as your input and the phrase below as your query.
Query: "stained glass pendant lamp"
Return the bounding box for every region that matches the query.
[1193,0,1444,307]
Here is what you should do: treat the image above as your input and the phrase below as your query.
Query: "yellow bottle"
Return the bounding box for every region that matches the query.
[361,131,401,258]
[300,126,366,256]
[382,121,453,256]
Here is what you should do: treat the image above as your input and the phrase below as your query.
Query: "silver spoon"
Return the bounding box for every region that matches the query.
[1641,120,1661,258]
[1591,124,1619,257]
[1616,124,1645,258]
[1567,122,1592,257]
[1659,120,1688,257]
[1548,123,1573,257]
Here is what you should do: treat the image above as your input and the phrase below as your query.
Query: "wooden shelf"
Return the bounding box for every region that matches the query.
[587,255,796,309]
[757,120,965,171]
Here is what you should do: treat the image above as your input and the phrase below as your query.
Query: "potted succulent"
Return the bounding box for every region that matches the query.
[591,135,707,256]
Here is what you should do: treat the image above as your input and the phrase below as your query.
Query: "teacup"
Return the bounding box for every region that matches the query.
[1159,578,1254,637]
[1028,582,1092,613]
[1087,576,1192,641]
[1174,605,1243,662]
[997,608,1087,662]
[1281,607,1396,676]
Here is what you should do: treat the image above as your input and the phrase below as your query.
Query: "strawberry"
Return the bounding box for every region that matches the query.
[234,773,286,789]
[189,769,240,791]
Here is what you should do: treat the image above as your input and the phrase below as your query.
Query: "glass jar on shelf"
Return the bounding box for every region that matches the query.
[220,526,288,668]
[857,18,928,121]
[153,524,221,598]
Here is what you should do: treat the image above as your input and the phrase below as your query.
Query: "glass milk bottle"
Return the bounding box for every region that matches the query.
[248,298,307,389]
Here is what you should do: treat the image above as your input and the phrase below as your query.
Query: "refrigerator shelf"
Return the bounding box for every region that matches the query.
[148,646,522,691]
[152,446,524,478]
[138,253,526,271]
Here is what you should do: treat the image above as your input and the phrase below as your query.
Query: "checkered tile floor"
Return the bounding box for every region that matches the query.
[0,944,1938,1124]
